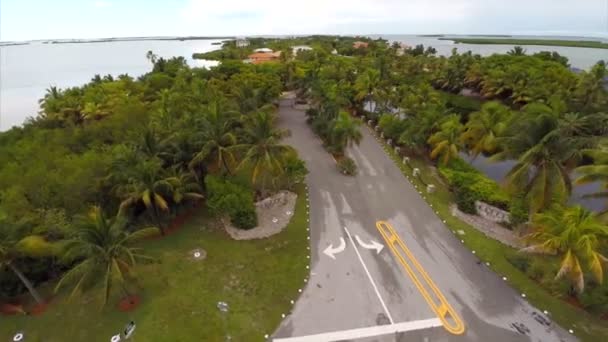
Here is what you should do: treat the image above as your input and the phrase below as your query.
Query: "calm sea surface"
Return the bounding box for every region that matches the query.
[0,39,221,131]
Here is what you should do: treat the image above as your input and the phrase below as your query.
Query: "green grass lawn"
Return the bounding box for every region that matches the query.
[1,184,309,342]
[372,130,608,342]
[439,37,608,49]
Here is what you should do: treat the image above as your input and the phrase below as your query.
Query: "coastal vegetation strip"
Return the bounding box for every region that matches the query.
[440,37,608,49]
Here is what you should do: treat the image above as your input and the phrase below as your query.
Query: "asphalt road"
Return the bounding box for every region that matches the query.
[272,99,576,342]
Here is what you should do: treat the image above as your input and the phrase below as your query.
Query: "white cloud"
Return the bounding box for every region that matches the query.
[94,1,112,8]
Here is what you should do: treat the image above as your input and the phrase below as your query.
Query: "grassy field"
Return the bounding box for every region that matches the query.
[440,38,608,49]
[1,185,309,342]
[371,127,608,342]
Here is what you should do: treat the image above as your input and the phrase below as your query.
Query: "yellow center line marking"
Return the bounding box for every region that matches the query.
[376,220,466,335]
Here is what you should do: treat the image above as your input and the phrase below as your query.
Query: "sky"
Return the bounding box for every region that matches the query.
[1,0,607,41]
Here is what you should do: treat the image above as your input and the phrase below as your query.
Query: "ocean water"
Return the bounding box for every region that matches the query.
[373,34,608,70]
[0,39,221,131]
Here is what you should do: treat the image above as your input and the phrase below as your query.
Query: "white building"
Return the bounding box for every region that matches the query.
[292,45,312,56]
[236,37,249,48]
[254,48,274,53]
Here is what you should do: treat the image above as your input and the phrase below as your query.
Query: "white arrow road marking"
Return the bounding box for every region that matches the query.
[323,237,346,260]
[355,235,384,254]
[344,226,394,324]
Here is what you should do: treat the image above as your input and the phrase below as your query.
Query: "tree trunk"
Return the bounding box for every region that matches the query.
[153,205,165,236]
[222,157,233,176]
[7,261,44,304]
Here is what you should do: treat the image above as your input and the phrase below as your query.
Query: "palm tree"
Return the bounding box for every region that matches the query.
[329,111,363,155]
[189,101,238,175]
[55,206,158,306]
[165,167,205,208]
[492,114,579,213]
[461,101,512,159]
[354,69,380,112]
[507,46,526,56]
[38,86,62,115]
[428,115,463,165]
[81,102,109,121]
[522,205,608,293]
[234,111,294,192]
[0,220,54,304]
[573,60,607,112]
[575,145,608,216]
[118,160,174,235]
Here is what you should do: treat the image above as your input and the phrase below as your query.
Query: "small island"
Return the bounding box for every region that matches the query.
[440,37,608,49]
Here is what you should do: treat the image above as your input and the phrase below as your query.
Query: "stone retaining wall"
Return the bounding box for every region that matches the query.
[451,204,521,248]
[475,201,511,224]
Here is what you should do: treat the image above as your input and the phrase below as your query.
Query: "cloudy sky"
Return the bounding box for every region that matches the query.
[1,0,607,41]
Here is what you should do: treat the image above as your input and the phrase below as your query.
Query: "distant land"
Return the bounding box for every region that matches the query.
[418,34,512,38]
[0,36,234,46]
[440,38,608,49]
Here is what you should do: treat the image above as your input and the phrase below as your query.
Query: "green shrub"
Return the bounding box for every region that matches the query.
[580,285,608,315]
[205,175,257,229]
[337,157,357,176]
[454,188,477,214]
[231,208,258,230]
[509,194,529,227]
[440,159,510,210]
[282,155,308,190]
[526,259,548,281]
[506,252,532,272]
[378,114,407,140]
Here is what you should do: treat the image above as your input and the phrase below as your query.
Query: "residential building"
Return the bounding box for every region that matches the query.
[292,45,312,56]
[247,51,282,64]
[353,41,369,49]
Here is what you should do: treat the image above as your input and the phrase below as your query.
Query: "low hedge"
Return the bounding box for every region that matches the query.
[439,158,510,211]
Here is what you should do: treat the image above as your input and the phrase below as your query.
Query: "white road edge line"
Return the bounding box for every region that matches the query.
[343,226,394,324]
[273,318,442,342]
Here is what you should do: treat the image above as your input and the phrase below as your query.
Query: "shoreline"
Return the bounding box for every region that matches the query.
[440,37,608,49]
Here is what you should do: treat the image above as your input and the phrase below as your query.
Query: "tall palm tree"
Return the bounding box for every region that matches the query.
[0,219,54,304]
[575,145,608,216]
[118,160,174,235]
[492,114,579,213]
[573,61,607,112]
[329,111,363,154]
[189,101,238,175]
[38,86,62,115]
[55,206,158,306]
[507,46,526,56]
[522,205,608,293]
[234,111,294,192]
[461,101,512,159]
[354,69,380,112]
[428,115,463,165]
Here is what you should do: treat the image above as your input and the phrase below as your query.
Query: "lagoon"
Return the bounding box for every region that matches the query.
[0,39,220,131]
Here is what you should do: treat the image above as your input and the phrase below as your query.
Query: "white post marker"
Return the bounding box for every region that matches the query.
[323,237,346,260]
[354,235,384,254]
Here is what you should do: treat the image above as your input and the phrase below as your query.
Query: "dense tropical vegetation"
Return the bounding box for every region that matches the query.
[234,36,608,316]
[0,51,300,310]
[1,33,608,338]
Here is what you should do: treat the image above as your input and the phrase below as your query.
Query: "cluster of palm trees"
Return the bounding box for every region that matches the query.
[289,39,608,297]
[1,54,297,308]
